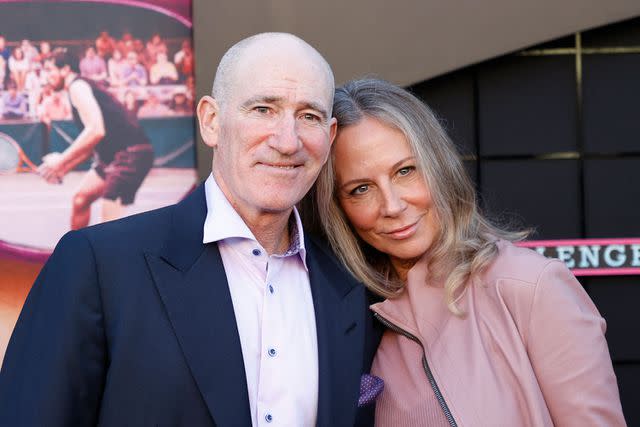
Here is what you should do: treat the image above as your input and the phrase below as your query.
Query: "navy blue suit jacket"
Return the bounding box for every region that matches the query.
[0,185,379,426]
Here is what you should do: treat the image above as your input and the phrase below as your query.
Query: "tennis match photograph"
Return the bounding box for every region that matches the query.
[0,0,197,358]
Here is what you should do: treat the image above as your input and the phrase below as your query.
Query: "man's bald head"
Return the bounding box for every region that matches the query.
[211,32,335,112]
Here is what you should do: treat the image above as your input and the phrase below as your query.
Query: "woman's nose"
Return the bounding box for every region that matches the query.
[380,185,407,217]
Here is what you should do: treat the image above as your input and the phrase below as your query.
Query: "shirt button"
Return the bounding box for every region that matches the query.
[268,284,274,294]
[252,248,261,256]
[268,348,277,357]
[265,413,273,423]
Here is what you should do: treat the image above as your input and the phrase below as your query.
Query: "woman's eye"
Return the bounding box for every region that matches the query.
[398,166,415,176]
[350,184,369,195]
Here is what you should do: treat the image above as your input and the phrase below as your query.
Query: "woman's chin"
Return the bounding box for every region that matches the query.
[376,236,431,263]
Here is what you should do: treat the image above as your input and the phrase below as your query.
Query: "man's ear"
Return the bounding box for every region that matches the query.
[196,96,220,148]
[328,117,338,146]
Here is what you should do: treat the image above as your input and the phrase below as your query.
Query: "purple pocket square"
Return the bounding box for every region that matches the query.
[358,374,384,407]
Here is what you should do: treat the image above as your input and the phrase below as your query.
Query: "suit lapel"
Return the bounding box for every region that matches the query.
[306,236,366,427]
[145,185,251,426]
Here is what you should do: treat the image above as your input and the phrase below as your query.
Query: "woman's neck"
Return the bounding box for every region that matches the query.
[390,256,422,282]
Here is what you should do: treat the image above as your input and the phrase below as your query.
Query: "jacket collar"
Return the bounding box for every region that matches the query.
[158,183,208,272]
[370,254,451,346]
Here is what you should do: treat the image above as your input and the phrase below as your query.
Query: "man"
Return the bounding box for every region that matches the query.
[0,33,378,426]
[149,51,179,85]
[1,80,27,119]
[121,51,148,86]
[38,84,72,122]
[174,39,194,81]
[95,31,116,59]
[79,46,108,83]
[38,49,154,230]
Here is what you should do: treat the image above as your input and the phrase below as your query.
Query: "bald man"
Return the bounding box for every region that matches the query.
[0,33,379,426]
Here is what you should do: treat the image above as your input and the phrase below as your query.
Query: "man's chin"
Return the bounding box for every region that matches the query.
[252,194,305,214]
[258,201,299,214]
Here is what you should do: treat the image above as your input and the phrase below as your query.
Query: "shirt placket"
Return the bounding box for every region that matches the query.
[256,255,284,426]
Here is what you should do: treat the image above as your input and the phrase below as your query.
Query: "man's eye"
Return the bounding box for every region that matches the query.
[254,106,270,114]
[350,184,369,195]
[302,113,321,122]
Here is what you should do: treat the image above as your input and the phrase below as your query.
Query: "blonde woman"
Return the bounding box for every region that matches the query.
[309,78,626,426]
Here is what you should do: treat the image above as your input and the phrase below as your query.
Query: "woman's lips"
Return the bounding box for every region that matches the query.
[384,221,419,239]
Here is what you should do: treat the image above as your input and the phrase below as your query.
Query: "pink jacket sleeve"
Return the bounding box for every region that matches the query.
[527,260,627,426]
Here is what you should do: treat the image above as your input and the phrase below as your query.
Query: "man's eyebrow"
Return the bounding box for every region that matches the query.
[241,95,282,109]
[241,96,329,120]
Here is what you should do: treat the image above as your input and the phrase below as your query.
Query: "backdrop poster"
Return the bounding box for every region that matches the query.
[0,0,197,361]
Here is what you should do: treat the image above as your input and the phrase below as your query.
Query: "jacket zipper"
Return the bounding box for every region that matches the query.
[373,312,458,427]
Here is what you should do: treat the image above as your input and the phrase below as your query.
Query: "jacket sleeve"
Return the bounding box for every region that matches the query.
[0,230,107,426]
[526,260,626,426]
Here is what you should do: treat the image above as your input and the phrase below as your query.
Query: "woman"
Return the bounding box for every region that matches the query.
[8,47,28,91]
[311,79,625,426]
[108,49,126,87]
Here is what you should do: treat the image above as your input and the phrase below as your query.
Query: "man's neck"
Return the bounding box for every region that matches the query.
[213,173,292,255]
[244,212,291,255]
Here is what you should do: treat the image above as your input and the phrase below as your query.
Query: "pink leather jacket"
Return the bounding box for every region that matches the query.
[370,240,626,426]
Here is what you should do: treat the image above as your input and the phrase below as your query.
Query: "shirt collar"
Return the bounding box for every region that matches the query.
[202,174,307,266]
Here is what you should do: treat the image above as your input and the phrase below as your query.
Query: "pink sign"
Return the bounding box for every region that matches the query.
[517,238,640,276]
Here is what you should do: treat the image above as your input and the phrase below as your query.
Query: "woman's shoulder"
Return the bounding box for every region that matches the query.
[475,240,597,341]
[481,239,562,287]
[476,239,592,319]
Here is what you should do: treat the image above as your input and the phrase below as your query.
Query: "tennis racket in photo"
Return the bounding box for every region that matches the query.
[0,132,39,174]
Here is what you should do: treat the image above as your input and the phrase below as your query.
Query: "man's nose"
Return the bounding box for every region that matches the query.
[269,115,302,155]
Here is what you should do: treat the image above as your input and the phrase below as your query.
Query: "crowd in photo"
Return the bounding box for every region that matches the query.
[0,31,195,122]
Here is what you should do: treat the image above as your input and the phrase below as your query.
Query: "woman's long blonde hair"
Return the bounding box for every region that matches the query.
[309,78,527,315]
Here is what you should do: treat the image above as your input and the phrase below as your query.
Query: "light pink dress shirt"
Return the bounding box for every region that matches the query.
[203,175,319,426]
